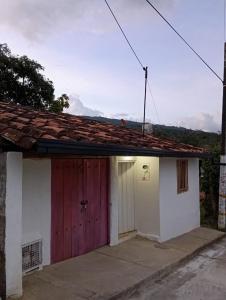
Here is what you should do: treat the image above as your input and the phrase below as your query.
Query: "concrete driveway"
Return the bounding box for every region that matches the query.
[129,236,226,300]
[14,227,224,300]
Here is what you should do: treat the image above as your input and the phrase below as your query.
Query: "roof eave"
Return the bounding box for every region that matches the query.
[35,139,211,158]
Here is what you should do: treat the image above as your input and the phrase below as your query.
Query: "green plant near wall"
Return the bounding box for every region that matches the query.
[200,144,220,228]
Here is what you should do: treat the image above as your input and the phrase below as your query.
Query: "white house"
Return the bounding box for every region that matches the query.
[0,102,209,299]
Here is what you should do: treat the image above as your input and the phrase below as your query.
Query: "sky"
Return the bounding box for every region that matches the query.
[0,0,225,132]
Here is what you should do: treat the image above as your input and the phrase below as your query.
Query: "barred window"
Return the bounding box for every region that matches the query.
[177,160,188,193]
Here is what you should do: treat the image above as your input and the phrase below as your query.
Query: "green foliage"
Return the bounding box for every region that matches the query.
[0,43,69,113]
[200,145,220,227]
[49,94,69,113]
[153,125,220,148]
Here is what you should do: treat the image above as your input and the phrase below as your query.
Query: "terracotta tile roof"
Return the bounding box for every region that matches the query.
[0,102,207,156]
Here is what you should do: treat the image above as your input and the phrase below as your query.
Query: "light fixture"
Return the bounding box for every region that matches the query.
[118,156,136,162]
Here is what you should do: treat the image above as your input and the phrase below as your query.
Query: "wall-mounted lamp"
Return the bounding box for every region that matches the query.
[117,156,136,162]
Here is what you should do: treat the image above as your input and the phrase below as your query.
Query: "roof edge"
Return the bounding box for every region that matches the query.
[35,139,211,158]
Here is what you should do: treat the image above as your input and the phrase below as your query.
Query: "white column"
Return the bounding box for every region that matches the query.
[5,152,23,298]
[109,157,119,246]
[218,155,226,229]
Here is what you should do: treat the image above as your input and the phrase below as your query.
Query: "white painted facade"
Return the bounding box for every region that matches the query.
[110,156,161,244]
[22,159,51,266]
[109,157,119,246]
[159,158,200,242]
[118,161,135,234]
[110,156,200,243]
[5,152,23,298]
[135,157,160,241]
[3,154,200,298]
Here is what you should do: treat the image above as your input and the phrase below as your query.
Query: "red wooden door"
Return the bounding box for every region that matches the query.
[83,159,109,253]
[51,158,109,264]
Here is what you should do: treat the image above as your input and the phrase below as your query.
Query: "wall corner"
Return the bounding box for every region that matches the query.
[5,152,23,298]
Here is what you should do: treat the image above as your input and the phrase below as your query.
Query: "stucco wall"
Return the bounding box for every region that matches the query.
[22,159,51,266]
[134,157,160,240]
[5,152,23,297]
[109,156,160,244]
[109,157,119,245]
[159,158,200,242]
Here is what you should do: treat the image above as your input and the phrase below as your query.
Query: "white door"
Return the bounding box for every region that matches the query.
[118,162,135,234]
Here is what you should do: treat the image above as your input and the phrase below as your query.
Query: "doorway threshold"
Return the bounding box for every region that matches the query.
[119,230,137,244]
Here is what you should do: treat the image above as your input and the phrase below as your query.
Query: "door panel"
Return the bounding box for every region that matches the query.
[118,162,135,234]
[63,160,73,260]
[99,159,109,246]
[51,158,109,264]
[84,159,108,252]
[71,159,84,257]
[51,160,64,263]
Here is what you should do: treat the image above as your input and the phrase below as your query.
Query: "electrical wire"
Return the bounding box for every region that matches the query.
[147,80,160,124]
[104,0,145,70]
[144,0,223,83]
[104,0,160,127]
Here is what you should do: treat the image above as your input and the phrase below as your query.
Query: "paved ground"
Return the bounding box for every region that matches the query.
[13,227,224,300]
[128,236,226,300]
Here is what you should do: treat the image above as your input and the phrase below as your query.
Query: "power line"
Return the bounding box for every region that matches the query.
[104,0,145,70]
[147,80,160,124]
[144,0,223,83]
[105,0,152,134]
[104,0,161,130]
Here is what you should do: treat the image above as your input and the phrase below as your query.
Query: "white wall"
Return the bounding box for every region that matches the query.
[135,157,160,240]
[159,158,200,242]
[5,152,23,298]
[109,156,160,245]
[109,157,119,245]
[22,159,51,266]
[118,161,136,234]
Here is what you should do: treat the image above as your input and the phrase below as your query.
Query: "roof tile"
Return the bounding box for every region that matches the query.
[0,102,207,155]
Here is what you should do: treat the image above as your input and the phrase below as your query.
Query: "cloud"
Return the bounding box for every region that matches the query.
[109,113,153,124]
[111,113,132,119]
[178,112,221,133]
[65,97,153,125]
[66,95,103,117]
[0,0,176,40]
[66,98,221,133]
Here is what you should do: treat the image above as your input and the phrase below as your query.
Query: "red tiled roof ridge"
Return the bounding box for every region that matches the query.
[0,101,145,134]
[0,101,207,155]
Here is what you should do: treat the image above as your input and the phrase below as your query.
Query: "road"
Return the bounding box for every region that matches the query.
[129,237,226,300]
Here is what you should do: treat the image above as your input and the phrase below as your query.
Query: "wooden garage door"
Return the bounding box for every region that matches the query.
[51,158,109,264]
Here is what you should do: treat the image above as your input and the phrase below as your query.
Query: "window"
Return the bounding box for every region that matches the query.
[177,160,188,193]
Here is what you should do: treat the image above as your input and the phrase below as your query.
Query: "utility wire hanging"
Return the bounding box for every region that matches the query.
[104,0,144,70]
[147,80,160,124]
[144,0,223,83]
[104,0,149,135]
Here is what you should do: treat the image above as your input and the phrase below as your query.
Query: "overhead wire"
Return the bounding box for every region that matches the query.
[147,80,160,124]
[144,0,223,83]
[104,0,144,70]
[104,0,161,125]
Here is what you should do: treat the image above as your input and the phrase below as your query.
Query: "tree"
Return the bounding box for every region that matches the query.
[200,144,220,228]
[0,43,69,113]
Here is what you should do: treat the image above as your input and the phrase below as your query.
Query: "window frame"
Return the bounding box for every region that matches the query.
[177,159,188,194]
